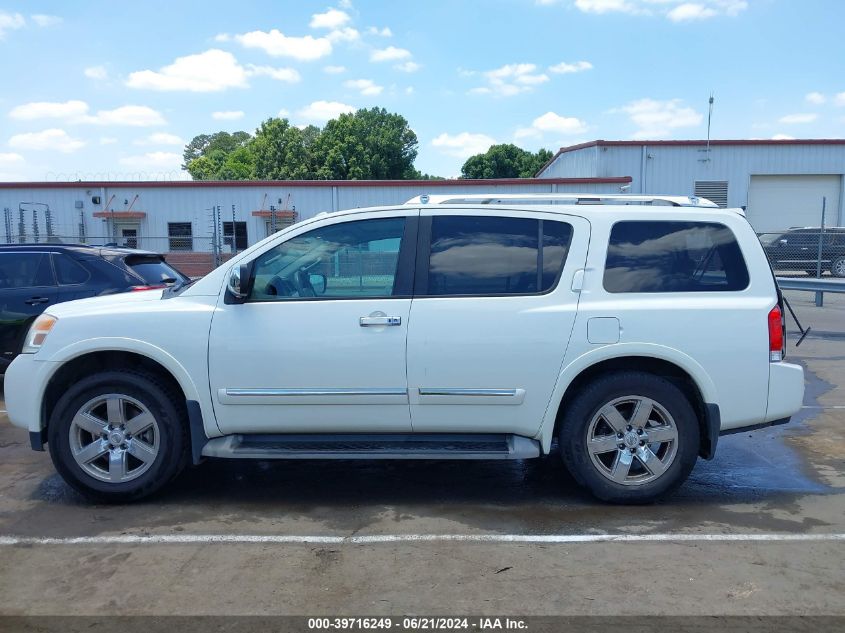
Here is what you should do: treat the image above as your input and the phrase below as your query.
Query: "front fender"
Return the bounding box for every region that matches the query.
[27,337,217,438]
[536,343,719,453]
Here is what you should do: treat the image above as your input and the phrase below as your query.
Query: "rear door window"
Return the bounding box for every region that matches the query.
[604,221,749,293]
[0,253,55,289]
[423,216,573,296]
[53,254,91,285]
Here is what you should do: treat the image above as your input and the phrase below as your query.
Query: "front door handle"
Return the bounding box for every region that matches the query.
[25,297,51,306]
[360,316,401,327]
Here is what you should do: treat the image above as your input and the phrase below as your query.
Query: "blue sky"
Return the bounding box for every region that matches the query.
[0,0,843,181]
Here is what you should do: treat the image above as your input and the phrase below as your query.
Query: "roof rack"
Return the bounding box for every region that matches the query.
[404,193,719,208]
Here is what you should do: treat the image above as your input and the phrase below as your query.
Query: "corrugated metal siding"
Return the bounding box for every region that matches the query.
[0,180,623,252]
[539,143,845,224]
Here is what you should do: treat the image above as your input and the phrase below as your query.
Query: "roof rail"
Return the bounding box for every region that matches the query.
[404,193,719,208]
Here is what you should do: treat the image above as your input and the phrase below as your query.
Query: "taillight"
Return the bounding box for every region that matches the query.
[130,284,166,292]
[768,305,784,362]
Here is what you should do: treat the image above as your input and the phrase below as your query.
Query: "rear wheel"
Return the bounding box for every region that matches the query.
[48,370,187,502]
[831,256,845,278]
[560,371,699,504]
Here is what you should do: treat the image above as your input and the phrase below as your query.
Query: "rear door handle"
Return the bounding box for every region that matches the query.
[360,316,401,327]
[25,297,51,306]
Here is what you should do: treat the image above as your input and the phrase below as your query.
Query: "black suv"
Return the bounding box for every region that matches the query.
[0,244,189,372]
[759,227,845,278]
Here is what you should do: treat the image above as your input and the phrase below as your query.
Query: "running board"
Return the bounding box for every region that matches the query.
[201,433,541,460]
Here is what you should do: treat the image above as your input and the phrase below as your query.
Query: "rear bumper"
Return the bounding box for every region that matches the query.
[766,362,804,423]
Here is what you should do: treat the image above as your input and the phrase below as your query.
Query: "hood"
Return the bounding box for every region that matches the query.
[47,288,164,318]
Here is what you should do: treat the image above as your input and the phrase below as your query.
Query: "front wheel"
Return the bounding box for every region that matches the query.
[48,370,188,502]
[559,371,700,504]
[831,256,845,278]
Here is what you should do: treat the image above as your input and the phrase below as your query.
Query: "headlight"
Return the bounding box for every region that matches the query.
[22,314,57,354]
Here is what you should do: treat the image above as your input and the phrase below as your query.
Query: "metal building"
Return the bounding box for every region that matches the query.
[536,139,845,231]
[0,176,629,275]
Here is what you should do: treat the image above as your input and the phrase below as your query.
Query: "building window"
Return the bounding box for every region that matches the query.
[223,221,248,252]
[694,180,729,208]
[168,222,193,251]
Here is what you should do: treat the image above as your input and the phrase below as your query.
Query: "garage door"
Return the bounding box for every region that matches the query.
[747,175,841,232]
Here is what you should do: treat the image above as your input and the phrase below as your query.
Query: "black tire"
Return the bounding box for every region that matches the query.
[48,370,188,502]
[559,371,700,504]
[831,256,845,279]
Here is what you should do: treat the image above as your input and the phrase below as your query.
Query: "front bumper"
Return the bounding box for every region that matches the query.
[4,353,56,437]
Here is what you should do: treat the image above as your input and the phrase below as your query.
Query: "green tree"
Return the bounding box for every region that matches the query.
[251,118,316,180]
[182,131,251,170]
[460,144,553,179]
[315,108,418,180]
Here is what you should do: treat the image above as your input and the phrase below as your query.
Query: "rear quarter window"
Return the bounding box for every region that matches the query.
[123,256,187,285]
[603,221,750,293]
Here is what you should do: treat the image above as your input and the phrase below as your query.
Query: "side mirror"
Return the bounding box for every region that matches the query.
[226,262,253,303]
[309,273,327,295]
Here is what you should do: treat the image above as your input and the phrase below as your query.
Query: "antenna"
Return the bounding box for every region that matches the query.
[706,92,715,153]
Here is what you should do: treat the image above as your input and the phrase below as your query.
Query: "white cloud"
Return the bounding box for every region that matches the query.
[667,3,717,21]
[344,78,383,96]
[516,111,588,138]
[805,92,825,105]
[246,64,301,83]
[549,60,593,74]
[278,108,290,117]
[327,27,360,43]
[771,134,795,140]
[135,132,184,145]
[298,100,355,122]
[405,86,414,95]
[431,132,497,158]
[367,26,392,37]
[89,105,166,126]
[214,32,230,42]
[84,65,108,80]
[31,14,62,27]
[0,152,23,164]
[126,49,249,92]
[9,128,85,153]
[212,110,245,121]
[235,29,332,60]
[615,98,702,138]
[310,8,350,29]
[472,63,549,97]
[99,137,118,145]
[394,61,421,73]
[119,151,182,169]
[370,46,411,62]
[835,92,845,107]
[324,65,347,74]
[573,0,748,20]
[778,113,818,124]
[338,0,353,7]
[9,100,164,126]
[9,100,89,121]
[0,11,25,38]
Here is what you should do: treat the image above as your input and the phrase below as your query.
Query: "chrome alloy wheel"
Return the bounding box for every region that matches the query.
[586,395,679,486]
[68,394,160,483]
[832,257,845,278]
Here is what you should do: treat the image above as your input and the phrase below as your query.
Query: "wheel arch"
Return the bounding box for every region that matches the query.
[38,339,216,448]
[539,344,719,457]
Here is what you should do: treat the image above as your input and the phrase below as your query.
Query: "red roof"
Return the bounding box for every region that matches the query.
[0,176,631,189]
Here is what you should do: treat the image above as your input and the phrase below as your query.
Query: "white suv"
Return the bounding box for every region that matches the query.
[5,193,805,503]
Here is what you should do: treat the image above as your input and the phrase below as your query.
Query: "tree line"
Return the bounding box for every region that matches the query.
[183,107,553,181]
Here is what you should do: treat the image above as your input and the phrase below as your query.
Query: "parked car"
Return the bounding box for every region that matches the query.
[5,194,804,504]
[759,227,845,277]
[0,244,189,373]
